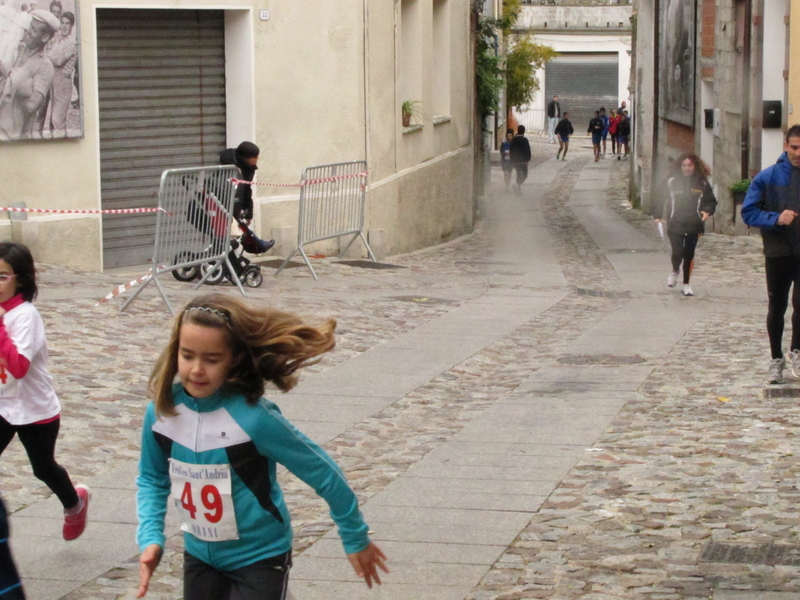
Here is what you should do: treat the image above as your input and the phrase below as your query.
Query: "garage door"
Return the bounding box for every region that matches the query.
[545,53,619,134]
[97,9,227,269]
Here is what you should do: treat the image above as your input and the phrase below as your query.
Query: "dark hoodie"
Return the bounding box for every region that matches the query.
[220,143,259,220]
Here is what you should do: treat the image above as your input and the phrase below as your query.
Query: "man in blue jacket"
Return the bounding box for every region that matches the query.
[741,125,800,383]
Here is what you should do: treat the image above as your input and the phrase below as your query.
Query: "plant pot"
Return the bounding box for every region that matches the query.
[732,191,746,205]
[402,112,411,127]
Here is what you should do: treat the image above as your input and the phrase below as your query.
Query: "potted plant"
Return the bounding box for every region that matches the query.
[730,179,750,205]
[401,100,422,127]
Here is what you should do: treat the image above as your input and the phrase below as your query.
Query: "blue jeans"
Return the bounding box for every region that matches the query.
[548,117,558,142]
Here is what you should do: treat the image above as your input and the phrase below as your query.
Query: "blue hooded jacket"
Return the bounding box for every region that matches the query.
[741,153,800,257]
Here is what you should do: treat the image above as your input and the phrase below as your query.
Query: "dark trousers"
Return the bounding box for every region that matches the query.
[765,255,800,359]
[0,497,25,600]
[513,163,528,187]
[0,417,78,510]
[184,551,292,600]
[668,232,699,283]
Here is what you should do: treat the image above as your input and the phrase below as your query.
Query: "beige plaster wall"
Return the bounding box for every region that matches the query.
[790,0,800,124]
[0,0,475,271]
[0,216,102,271]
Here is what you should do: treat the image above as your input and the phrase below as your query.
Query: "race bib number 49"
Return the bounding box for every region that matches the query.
[169,459,238,542]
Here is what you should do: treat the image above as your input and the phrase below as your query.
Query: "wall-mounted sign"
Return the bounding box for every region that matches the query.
[0,0,84,142]
[259,10,270,21]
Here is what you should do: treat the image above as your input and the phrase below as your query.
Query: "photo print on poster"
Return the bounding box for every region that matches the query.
[0,0,83,141]
[659,0,695,127]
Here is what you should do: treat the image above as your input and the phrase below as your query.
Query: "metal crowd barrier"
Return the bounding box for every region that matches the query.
[276,161,374,280]
[120,165,245,314]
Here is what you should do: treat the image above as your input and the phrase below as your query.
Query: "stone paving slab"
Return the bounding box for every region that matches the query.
[304,538,505,566]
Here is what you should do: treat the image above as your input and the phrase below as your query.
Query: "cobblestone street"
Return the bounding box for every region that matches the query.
[5,139,799,600]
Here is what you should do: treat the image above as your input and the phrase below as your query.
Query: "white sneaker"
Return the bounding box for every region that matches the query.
[682,284,693,296]
[789,349,800,378]
[769,356,786,384]
[667,272,679,287]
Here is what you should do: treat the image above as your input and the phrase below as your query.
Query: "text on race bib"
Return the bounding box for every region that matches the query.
[169,459,238,542]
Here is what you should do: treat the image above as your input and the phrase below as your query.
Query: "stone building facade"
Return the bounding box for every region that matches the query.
[0,0,476,271]
[632,0,790,235]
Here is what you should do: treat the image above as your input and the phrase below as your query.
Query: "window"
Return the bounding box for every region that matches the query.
[432,0,451,119]
[401,0,422,124]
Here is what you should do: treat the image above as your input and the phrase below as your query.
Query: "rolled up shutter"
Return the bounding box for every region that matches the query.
[545,53,619,133]
[97,9,227,269]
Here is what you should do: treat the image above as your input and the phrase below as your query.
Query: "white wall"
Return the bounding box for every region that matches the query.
[761,0,788,169]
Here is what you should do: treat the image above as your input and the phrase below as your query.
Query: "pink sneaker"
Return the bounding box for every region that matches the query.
[63,484,91,541]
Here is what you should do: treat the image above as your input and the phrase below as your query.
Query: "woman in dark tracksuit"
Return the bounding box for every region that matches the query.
[653,153,717,297]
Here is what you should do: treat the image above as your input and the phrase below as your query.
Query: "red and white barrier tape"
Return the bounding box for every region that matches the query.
[231,171,369,188]
[0,206,167,215]
[95,270,153,307]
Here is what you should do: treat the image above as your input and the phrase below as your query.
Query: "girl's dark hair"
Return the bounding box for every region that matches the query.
[0,243,37,302]
[673,152,711,179]
[62,11,74,25]
[149,293,336,417]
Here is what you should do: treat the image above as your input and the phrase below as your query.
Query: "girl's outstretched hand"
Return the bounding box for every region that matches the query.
[137,544,163,598]
[347,541,389,588]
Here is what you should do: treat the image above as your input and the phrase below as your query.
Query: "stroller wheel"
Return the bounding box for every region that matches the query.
[200,261,226,285]
[172,251,199,282]
[244,265,263,288]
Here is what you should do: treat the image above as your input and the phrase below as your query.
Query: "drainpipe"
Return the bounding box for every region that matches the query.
[363,0,371,171]
[651,0,660,212]
[741,0,752,179]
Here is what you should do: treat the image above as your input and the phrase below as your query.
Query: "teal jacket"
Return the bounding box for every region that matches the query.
[136,385,370,570]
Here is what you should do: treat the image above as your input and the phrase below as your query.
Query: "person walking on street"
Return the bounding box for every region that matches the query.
[500,128,514,192]
[588,111,603,162]
[608,109,620,156]
[652,153,717,298]
[741,124,800,384]
[554,112,573,161]
[509,125,532,194]
[546,95,560,144]
[616,113,630,160]
[599,107,610,158]
[219,141,275,252]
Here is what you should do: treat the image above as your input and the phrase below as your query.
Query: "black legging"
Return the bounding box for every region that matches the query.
[0,496,25,599]
[765,255,800,359]
[0,417,79,510]
[668,232,699,284]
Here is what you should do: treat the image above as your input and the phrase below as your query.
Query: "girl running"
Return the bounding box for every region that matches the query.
[0,243,90,542]
[136,293,388,600]
[653,153,717,296]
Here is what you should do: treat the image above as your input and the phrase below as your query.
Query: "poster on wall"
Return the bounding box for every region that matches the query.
[659,0,695,127]
[0,0,82,141]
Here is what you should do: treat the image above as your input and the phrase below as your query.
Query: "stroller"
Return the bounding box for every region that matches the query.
[171,178,271,288]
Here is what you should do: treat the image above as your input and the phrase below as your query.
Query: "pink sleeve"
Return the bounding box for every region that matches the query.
[0,321,30,379]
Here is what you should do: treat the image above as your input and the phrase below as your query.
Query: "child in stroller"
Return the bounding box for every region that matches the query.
[171,174,273,287]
